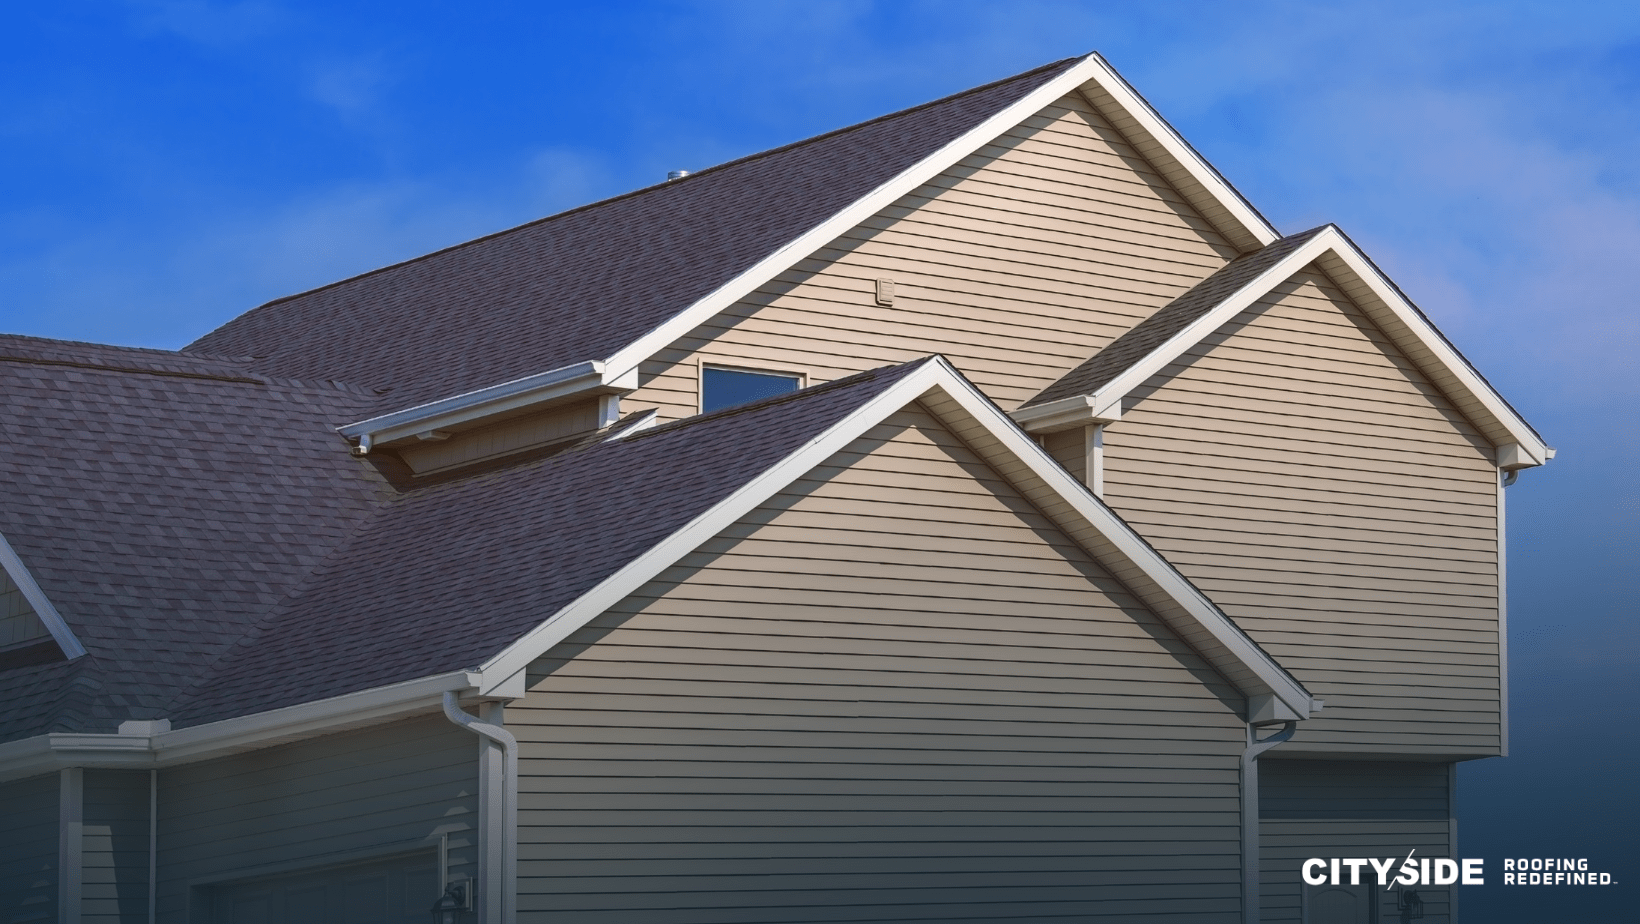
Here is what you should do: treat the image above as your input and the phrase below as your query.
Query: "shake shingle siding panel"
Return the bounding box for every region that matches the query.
[184,61,1082,408]
[512,405,1246,922]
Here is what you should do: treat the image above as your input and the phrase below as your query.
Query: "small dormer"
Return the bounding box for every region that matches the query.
[340,361,638,476]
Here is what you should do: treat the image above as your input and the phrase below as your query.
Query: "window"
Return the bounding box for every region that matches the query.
[701,366,801,413]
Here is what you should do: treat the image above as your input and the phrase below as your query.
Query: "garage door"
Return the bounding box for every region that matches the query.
[207,851,439,924]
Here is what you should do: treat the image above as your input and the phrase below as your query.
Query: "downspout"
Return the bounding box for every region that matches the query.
[443,692,518,924]
[148,769,157,924]
[1242,720,1297,924]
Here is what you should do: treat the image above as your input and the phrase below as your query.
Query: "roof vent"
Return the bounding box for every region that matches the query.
[667,170,691,181]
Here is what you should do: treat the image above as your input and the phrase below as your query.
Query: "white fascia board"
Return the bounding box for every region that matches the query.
[915,367,1316,719]
[602,53,1277,382]
[1078,53,1278,252]
[1312,235,1551,466]
[0,670,480,784]
[1035,226,1550,466]
[338,361,636,449]
[1014,232,1333,435]
[476,357,1314,721]
[0,530,86,659]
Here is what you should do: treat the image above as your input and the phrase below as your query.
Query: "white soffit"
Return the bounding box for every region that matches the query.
[603,52,1280,383]
[1015,226,1551,468]
[0,530,85,659]
[477,356,1316,720]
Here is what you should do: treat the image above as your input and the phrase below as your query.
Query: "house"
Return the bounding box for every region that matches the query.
[0,52,1549,924]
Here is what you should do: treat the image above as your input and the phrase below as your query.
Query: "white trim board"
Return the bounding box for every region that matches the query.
[478,356,1317,721]
[601,53,1278,384]
[1009,225,1552,468]
[0,529,85,659]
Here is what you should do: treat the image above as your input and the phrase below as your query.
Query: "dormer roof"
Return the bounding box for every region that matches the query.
[1013,225,1552,469]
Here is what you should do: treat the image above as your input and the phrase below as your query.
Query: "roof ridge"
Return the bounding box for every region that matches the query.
[185,56,1085,342]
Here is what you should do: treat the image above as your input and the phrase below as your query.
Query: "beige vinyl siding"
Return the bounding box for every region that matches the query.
[154,715,476,920]
[82,770,151,924]
[513,404,1247,923]
[625,92,1240,421]
[1260,760,1454,924]
[0,773,58,923]
[1101,267,1501,757]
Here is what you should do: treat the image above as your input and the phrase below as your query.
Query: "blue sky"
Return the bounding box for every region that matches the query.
[3,2,1635,919]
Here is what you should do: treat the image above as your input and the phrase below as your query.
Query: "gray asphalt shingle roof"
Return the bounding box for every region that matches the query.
[184,57,1082,411]
[0,333,926,739]
[168,360,929,727]
[0,335,391,741]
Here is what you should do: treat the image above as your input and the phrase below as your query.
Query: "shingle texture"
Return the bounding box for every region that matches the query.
[0,331,924,739]
[1023,227,1328,408]
[184,57,1081,411]
[169,360,928,727]
[0,336,391,741]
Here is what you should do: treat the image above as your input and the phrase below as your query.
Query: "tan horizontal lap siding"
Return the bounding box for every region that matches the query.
[154,716,477,919]
[514,405,1246,922]
[626,92,1239,421]
[1102,267,1501,756]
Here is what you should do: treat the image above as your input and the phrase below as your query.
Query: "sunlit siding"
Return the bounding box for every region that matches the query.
[625,91,1239,421]
[513,404,1248,923]
[1100,267,1501,756]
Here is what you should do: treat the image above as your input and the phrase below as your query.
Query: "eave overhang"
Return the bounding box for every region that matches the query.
[338,360,635,452]
[1012,225,1553,469]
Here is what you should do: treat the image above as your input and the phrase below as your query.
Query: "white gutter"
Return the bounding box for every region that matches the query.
[0,669,496,785]
[338,360,637,452]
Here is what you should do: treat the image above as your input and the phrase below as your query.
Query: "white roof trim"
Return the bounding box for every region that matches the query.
[338,360,636,450]
[603,53,1278,382]
[0,669,478,784]
[1077,52,1278,253]
[0,530,85,659]
[477,357,1317,720]
[1012,225,1551,466]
